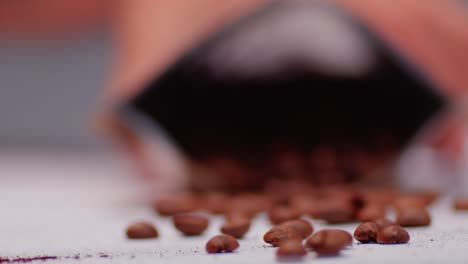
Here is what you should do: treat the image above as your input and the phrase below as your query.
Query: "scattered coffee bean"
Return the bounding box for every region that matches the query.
[453,198,468,210]
[396,207,431,227]
[305,229,352,256]
[361,188,397,206]
[202,192,230,214]
[393,195,428,211]
[173,214,209,236]
[230,194,272,218]
[264,226,302,247]
[224,209,253,222]
[221,216,251,238]
[268,206,301,224]
[419,190,439,205]
[354,222,379,243]
[280,219,314,239]
[356,204,386,222]
[263,219,313,247]
[276,239,307,258]
[154,195,198,216]
[313,200,355,224]
[290,195,320,216]
[374,218,398,229]
[126,221,158,239]
[206,234,240,253]
[376,226,410,244]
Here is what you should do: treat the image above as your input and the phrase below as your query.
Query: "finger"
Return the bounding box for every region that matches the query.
[335,0,468,97]
[102,0,268,105]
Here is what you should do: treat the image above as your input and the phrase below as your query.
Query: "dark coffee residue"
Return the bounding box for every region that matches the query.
[0,256,58,263]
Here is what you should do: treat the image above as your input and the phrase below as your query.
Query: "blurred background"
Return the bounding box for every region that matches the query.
[0,0,112,151]
[0,0,467,194]
[0,33,111,151]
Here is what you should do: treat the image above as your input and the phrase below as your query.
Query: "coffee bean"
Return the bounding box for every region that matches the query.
[313,200,355,224]
[173,214,209,236]
[268,206,301,224]
[280,219,314,239]
[376,226,410,244]
[393,195,428,211]
[417,190,439,205]
[305,229,352,256]
[276,239,307,258]
[271,146,307,180]
[453,198,468,210]
[290,195,319,216]
[374,218,398,230]
[126,221,158,239]
[263,226,302,247]
[206,234,240,253]
[224,209,253,222]
[154,195,197,216]
[201,192,230,214]
[356,204,386,222]
[221,216,251,239]
[230,194,272,218]
[396,207,431,227]
[361,188,397,206]
[263,219,313,247]
[353,222,379,243]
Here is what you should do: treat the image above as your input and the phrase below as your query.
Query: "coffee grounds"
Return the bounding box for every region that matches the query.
[0,256,58,263]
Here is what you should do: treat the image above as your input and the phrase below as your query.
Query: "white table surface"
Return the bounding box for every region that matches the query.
[1,151,468,264]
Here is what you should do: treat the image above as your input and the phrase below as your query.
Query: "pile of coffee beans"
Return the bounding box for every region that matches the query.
[187,143,399,191]
[125,181,439,259]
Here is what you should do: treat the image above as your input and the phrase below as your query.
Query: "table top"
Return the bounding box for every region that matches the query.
[1,151,468,264]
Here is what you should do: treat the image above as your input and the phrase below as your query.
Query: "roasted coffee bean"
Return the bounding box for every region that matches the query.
[271,146,308,180]
[264,226,302,247]
[313,200,355,224]
[268,206,301,224]
[376,226,410,244]
[417,190,439,205]
[154,195,197,216]
[276,239,307,258]
[353,222,379,243]
[173,214,209,236]
[356,204,386,222]
[221,216,251,239]
[280,219,314,239]
[224,209,253,222]
[202,192,230,214]
[453,198,468,210]
[393,195,428,211]
[361,188,397,206]
[230,194,272,217]
[206,234,240,253]
[305,229,352,256]
[396,207,431,227]
[290,195,319,216]
[126,221,158,239]
[374,218,398,230]
[263,219,313,247]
